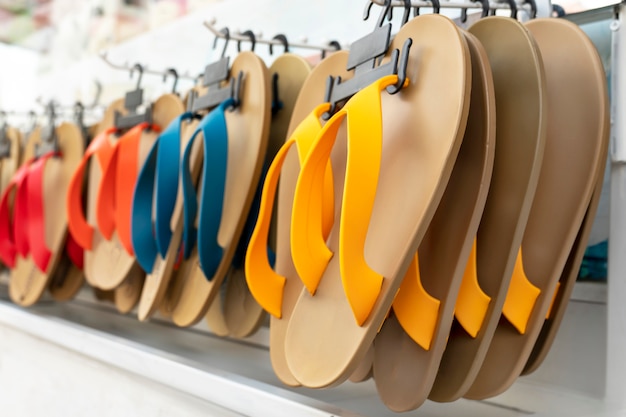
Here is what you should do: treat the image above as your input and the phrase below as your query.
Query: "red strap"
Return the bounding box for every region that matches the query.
[65,232,84,269]
[0,161,33,267]
[96,122,160,256]
[27,152,59,273]
[66,127,118,250]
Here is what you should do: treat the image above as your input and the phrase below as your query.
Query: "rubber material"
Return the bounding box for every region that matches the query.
[96,122,160,256]
[180,100,232,279]
[291,74,404,326]
[132,113,192,272]
[246,103,331,318]
[66,127,118,250]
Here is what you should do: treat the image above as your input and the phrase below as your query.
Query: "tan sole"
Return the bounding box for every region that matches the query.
[465,18,609,399]
[430,16,548,402]
[284,14,471,389]
[170,51,271,327]
[372,29,496,412]
[222,53,312,339]
[10,122,85,306]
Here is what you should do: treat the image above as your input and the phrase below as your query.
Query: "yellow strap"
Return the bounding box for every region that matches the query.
[454,239,491,338]
[245,104,330,318]
[292,74,407,326]
[502,248,541,334]
[393,253,441,351]
[290,108,340,295]
[546,281,561,320]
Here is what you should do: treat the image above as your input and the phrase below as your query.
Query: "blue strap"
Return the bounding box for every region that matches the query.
[181,99,233,282]
[131,112,191,273]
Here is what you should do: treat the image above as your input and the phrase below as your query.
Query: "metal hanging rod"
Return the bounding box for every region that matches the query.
[203,19,345,53]
[369,0,533,12]
[99,51,197,81]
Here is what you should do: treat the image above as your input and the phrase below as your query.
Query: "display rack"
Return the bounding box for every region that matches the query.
[0,1,621,416]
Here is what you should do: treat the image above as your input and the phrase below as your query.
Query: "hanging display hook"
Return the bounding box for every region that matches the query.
[204,19,341,55]
[212,27,231,58]
[237,30,257,52]
[163,68,179,94]
[269,34,289,55]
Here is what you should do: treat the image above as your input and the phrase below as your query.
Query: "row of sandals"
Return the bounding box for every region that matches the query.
[0,2,609,412]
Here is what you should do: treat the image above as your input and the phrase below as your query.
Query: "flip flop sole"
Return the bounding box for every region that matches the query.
[170,51,271,327]
[372,29,496,412]
[91,94,182,291]
[465,18,609,399]
[284,14,471,389]
[430,17,548,402]
[223,54,312,339]
[10,123,84,306]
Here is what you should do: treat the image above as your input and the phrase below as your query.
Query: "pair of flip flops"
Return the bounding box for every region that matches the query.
[127,50,272,338]
[244,12,608,412]
[66,94,181,313]
[0,121,86,306]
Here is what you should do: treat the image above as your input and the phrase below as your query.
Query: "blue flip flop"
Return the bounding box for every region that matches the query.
[131,112,193,273]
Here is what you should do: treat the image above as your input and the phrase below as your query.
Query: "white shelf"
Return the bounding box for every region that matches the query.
[0,282,616,417]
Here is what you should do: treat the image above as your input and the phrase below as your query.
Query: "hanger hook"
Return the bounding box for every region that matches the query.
[524,0,537,18]
[479,0,490,17]
[431,0,440,14]
[363,0,392,28]
[237,30,256,52]
[505,0,517,18]
[162,68,179,94]
[130,63,144,90]
[401,0,412,25]
[212,27,231,59]
[321,40,342,59]
[269,34,289,55]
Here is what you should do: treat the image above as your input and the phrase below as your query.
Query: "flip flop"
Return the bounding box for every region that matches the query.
[169,51,271,327]
[245,54,345,386]
[429,16,548,402]
[222,53,312,339]
[93,94,183,290]
[7,122,85,306]
[465,18,609,400]
[130,93,191,321]
[282,14,470,389]
[114,262,145,314]
[67,99,125,289]
[523,169,605,375]
[372,28,496,412]
[48,121,93,302]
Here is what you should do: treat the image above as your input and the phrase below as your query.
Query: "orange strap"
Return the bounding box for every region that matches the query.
[292,75,407,326]
[393,253,441,350]
[245,104,333,318]
[96,123,161,255]
[502,248,541,334]
[454,239,491,338]
[66,127,118,250]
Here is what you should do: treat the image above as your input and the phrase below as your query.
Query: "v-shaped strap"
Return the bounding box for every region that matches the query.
[245,103,333,319]
[132,113,192,273]
[0,160,33,267]
[502,248,541,334]
[66,127,118,250]
[96,122,160,256]
[454,239,492,338]
[26,151,59,273]
[392,253,441,350]
[180,99,232,279]
[292,74,405,326]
